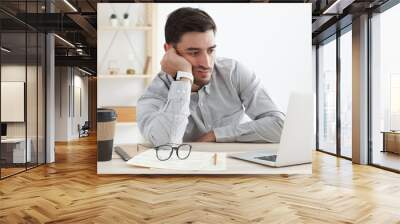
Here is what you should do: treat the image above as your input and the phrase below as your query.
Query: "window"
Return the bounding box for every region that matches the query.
[339,29,352,158]
[318,37,337,155]
[370,2,400,171]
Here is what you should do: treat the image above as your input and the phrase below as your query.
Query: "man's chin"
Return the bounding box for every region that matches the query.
[195,71,210,78]
[193,71,212,86]
[194,78,210,87]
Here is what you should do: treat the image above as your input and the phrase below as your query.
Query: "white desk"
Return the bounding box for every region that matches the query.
[97,143,312,175]
[1,138,31,163]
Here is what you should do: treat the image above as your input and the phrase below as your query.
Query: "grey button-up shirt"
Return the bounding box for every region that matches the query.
[137,57,285,146]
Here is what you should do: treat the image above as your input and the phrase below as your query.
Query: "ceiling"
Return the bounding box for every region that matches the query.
[0,0,393,74]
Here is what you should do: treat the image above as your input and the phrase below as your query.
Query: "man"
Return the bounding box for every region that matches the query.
[137,7,285,146]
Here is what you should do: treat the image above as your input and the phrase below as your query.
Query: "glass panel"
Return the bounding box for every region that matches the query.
[0,0,46,178]
[340,29,352,158]
[35,0,46,165]
[0,9,28,177]
[27,31,38,169]
[26,0,39,169]
[390,75,400,130]
[318,37,337,154]
[371,3,400,171]
[38,32,45,165]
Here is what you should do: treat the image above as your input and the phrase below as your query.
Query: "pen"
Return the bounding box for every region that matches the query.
[214,153,217,165]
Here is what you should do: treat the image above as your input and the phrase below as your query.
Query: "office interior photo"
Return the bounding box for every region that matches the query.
[1,0,400,223]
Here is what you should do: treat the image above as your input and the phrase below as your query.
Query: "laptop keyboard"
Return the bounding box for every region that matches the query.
[254,155,277,162]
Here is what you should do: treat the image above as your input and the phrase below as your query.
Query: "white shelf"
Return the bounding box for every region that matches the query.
[98,74,152,79]
[99,26,152,31]
[116,122,137,126]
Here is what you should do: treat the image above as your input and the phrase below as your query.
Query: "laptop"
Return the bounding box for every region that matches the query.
[229,92,314,167]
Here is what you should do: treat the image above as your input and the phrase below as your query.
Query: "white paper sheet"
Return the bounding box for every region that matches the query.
[126,149,226,171]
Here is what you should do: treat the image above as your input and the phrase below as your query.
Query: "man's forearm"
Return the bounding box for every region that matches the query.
[138,80,192,146]
[213,112,285,143]
[196,131,216,142]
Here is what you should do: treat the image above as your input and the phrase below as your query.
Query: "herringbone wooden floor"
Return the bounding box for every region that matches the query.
[1,135,400,224]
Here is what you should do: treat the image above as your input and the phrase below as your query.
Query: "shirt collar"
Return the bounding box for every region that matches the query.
[203,82,211,95]
[203,69,215,95]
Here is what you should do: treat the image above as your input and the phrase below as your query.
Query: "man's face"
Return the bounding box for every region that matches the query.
[175,30,216,86]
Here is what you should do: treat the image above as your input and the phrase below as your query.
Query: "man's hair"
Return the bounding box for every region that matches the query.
[165,7,216,44]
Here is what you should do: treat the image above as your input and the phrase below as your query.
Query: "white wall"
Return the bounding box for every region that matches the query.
[55,67,89,141]
[71,74,89,138]
[1,64,47,162]
[79,75,89,124]
[156,3,312,112]
[97,3,147,107]
[97,78,143,107]
[1,65,37,138]
[312,45,317,138]
[55,67,68,141]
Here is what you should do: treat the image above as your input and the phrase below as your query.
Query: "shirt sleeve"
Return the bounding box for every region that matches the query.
[213,61,285,143]
[137,78,191,146]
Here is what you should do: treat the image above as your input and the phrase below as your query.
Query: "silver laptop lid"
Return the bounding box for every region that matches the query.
[275,92,314,166]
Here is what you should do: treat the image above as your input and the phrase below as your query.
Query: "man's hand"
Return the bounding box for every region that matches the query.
[161,47,192,78]
[196,131,216,142]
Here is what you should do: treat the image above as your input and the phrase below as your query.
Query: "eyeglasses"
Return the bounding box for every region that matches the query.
[154,143,192,161]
